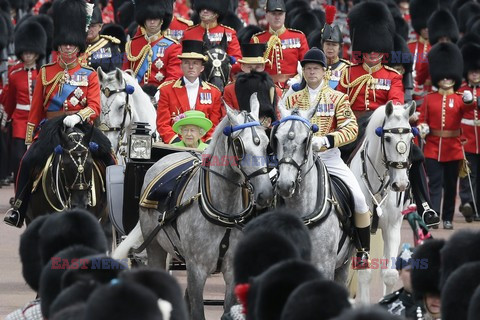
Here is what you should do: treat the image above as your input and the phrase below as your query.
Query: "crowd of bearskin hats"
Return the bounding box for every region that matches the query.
[2,0,480,319]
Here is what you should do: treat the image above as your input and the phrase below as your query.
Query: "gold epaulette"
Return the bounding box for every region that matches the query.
[384,65,401,75]
[186,24,198,31]
[100,34,121,44]
[202,81,220,91]
[163,35,179,44]
[220,24,235,31]
[176,16,193,26]
[251,31,267,43]
[82,65,95,72]
[287,28,305,35]
[340,58,352,66]
[158,79,175,90]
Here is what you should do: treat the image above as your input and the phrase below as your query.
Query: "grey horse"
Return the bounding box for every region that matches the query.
[272,103,354,282]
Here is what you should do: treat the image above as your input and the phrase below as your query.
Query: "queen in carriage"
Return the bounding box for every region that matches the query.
[171,110,213,151]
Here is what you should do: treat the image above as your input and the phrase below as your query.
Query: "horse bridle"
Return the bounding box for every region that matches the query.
[271,111,318,187]
[205,48,230,86]
[98,81,132,155]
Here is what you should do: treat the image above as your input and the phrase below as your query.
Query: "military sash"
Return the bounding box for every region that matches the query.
[136,37,174,83]
[48,68,92,111]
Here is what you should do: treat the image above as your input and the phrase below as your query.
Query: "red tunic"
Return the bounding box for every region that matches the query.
[123,34,182,86]
[183,23,242,62]
[27,62,100,143]
[251,27,309,78]
[408,35,432,96]
[165,16,193,42]
[337,63,404,113]
[459,84,480,154]
[418,90,477,162]
[4,64,38,139]
[157,78,222,143]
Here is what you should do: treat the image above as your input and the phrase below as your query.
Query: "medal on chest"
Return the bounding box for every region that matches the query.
[92,47,112,60]
[316,103,335,117]
[375,79,391,90]
[281,38,300,49]
[200,92,212,104]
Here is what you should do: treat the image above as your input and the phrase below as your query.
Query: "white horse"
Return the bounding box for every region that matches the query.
[97,68,158,164]
[349,101,416,303]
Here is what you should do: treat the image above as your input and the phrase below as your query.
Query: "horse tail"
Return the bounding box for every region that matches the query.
[112,221,144,259]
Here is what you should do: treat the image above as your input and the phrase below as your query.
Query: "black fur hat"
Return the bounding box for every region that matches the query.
[221,10,244,31]
[457,33,480,50]
[388,33,413,75]
[462,43,480,80]
[52,0,87,52]
[39,208,108,265]
[117,0,134,29]
[411,239,445,300]
[457,2,480,34]
[409,0,438,34]
[237,24,263,44]
[19,215,49,292]
[49,281,99,319]
[439,229,480,288]
[14,21,47,60]
[247,260,323,320]
[233,230,301,284]
[39,245,99,318]
[280,280,351,320]
[468,286,480,320]
[30,14,54,59]
[332,306,403,320]
[0,13,6,50]
[120,268,188,320]
[101,23,126,52]
[234,71,278,121]
[348,1,395,54]
[290,11,322,38]
[194,0,229,20]
[428,42,463,91]
[428,9,459,46]
[441,262,480,320]
[135,0,171,31]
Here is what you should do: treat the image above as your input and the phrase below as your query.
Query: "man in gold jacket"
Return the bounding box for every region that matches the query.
[283,47,371,269]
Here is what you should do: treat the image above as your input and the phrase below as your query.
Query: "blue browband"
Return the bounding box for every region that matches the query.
[223,121,261,136]
[273,115,319,133]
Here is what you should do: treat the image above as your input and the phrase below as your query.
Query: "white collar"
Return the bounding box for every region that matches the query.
[307,81,324,93]
[184,77,200,87]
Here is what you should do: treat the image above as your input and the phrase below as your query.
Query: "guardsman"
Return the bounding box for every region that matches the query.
[123,0,182,86]
[3,21,46,187]
[458,43,480,222]
[321,5,350,90]
[4,0,102,228]
[251,0,309,88]
[418,42,477,230]
[166,15,193,42]
[156,40,222,144]
[81,4,123,73]
[183,0,242,62]
[283,48,371,269]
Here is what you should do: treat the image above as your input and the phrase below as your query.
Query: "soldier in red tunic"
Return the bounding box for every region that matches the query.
[3,21,46,188]
[156,40,222,144]
[418,43,477,230]
[123,0,182,87]
[458,43,480,222]
[4,0,103,228]
[183,0,242,63]
[251,0,309,88]
[166,15,193,42]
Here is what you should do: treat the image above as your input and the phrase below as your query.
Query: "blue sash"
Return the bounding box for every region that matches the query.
[329,80,339,90]
[48,68,93,111]
[136,38,174,83]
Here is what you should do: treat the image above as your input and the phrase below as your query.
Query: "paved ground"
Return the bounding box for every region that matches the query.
[0,182,479,319]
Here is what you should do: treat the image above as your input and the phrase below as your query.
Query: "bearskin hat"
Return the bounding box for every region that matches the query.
[348,1,395,54]
[14,21,47,60]
[120,269,188,320]
[441,262,480,320]
[101,23,126,52]
[19,216,49,293]
[29,14,54,59]
[428,42,463,90]
[411,239,445,300]
[194,0,229,20]
[280,280,351,320]
[117,0,134,29]
[135,0,171,31]
[234,71,278,121]
[462,43,480,80]
[52,0,88,52]
[237,25,263,44]
[38,208,108,265]
[331,306,402,320]
[428,9,459,46]
[49,281,99,319]
[457,2,480,34]
[468,286,480,320]
[439,229,480,288]
[388,33,413,75]
[0,10,7,50]
[221,10,244,31]
[457,33,480,50]
[290,11,322,38]
[410,0,438,34]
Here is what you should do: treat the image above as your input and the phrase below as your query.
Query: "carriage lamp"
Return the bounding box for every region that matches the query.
[128,122,152,160]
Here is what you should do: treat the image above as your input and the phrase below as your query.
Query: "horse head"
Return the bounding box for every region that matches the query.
[202,31,231,92]
[272,103,318,198]
[373,100,417,192]
[58,125,95,209]
[222,93,274,208]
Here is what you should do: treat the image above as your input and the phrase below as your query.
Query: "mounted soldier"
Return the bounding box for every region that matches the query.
[4,0,109,228]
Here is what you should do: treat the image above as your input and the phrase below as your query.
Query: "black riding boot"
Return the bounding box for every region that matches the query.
[410,144,439,227]
[353,226,371,270]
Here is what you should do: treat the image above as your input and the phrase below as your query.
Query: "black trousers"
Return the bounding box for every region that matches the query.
[459,152,480,215]
[11,138,27,188]
[0,125,11,180]
[425,158,460,222]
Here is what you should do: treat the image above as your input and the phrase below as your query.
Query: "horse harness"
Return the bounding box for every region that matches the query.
[205,48,230,87]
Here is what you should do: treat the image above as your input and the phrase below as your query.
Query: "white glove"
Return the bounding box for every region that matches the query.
[287,76,301,88]
[63,114,82,128]
[463,90,473,104]
[312,136,330,152]
[418,123,430,139]
[0,104,7,130]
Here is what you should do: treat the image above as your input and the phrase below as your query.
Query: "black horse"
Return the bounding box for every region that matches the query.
[202,31,231,92]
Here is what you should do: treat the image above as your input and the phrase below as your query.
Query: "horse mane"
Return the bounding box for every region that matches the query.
[204,116,230,155]
[363,105,387,143]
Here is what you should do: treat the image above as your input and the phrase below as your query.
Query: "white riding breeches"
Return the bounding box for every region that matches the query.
[318,148,370,214]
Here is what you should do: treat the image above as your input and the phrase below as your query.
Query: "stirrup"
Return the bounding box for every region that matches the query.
[352,250,370,270]
[422,206,440,227]
[4,208,24,228]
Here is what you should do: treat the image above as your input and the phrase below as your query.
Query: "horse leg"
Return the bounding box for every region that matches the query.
[185,264,208,320]
[356,269,372,304]
[381,210,402,295]
[222,258,236,315]
[145,238,168,269]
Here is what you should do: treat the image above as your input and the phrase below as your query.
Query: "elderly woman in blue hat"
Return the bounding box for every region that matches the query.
[172,110,213,150]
